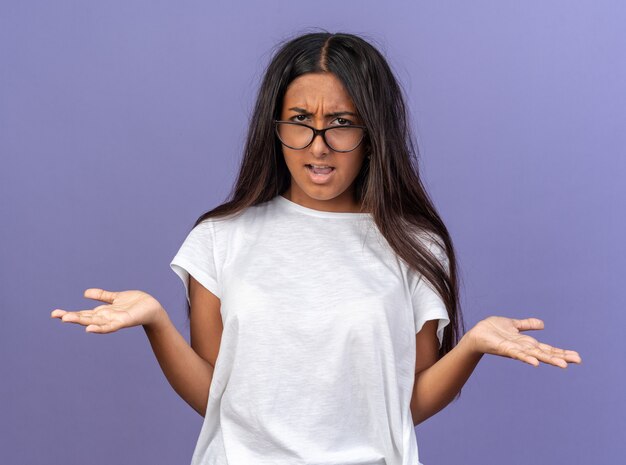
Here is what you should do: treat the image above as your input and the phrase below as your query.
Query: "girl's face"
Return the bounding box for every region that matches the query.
[278,72,367,212]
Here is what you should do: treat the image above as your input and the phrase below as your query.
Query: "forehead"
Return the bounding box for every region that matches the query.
[282,72,355,109]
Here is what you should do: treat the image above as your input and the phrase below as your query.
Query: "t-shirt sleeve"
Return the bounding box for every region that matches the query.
[409,234,451,349]
[170,220,221,305]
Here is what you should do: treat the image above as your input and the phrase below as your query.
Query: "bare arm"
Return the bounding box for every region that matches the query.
[143,275,223,417]
[410,316,582,426]
[143,308,214,417]
[51,287,216,417]
[410,332,482,426]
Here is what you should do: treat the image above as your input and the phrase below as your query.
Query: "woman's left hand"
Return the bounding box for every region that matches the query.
[466,316,582,368]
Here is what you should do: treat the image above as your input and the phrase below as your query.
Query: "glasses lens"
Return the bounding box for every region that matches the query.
[275,123,365,152]
[325,127,365,152]
[276,123,314,149]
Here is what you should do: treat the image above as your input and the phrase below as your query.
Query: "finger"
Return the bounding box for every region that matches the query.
[61,312,94,325]
[52,308,100,318]
[84,288,118,304]
[61,311,109,327]
[511,347,540,367]
[564,350,582,363]
[556,349,582,363]
[538,343,583,364]
[512,318,545,332]
[53,308,102,320]
[526,344,569,368]
[537,342,563,354]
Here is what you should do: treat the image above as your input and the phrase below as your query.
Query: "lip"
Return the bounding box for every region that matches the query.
[305,164,335,184]
[305,163,334,168]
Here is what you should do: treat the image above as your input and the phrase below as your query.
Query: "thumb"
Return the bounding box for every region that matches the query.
[513,317,545,332]
[84,288,118,304]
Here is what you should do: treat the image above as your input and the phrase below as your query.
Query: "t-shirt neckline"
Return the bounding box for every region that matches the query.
[275,194,372,219]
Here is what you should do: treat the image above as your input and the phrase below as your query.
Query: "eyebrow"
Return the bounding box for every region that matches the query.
[288,107,358,118]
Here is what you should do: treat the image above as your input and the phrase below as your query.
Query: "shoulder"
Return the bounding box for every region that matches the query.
[403,226,450,280]
[407,227,447,259]
[195,198,279,238]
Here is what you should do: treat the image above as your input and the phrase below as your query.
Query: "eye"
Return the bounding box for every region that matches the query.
[333,117,354,126]
[291,114,309,122]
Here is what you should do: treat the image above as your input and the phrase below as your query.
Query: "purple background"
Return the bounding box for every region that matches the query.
[2,1,623,464]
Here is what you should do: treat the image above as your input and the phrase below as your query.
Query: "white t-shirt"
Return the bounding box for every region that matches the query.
[170,194,450,465]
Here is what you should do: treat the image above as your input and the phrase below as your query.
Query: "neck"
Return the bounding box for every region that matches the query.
[282,187,364,213]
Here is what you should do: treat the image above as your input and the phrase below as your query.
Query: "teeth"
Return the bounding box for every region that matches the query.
[308,164,333,168]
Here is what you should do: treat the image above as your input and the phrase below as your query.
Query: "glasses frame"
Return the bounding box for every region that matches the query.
[273,120,368,153]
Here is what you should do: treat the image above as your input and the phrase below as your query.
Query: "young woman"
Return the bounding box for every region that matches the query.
[51,31,582,465]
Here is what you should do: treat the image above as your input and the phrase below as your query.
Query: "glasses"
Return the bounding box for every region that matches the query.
[273,120,367,153]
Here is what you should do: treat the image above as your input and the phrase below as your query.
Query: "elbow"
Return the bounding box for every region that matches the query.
[192,391,209,418]
[195,402,207,418]
[411,409,425,427]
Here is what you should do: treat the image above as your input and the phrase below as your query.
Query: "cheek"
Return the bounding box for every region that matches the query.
[338,154,365,177]
[283,150,302,171]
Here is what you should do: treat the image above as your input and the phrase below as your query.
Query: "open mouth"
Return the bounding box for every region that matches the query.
[305,164,335,183]
[305,164,335,175]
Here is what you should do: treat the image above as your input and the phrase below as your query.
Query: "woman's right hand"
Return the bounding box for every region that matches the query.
[51,288,165,333]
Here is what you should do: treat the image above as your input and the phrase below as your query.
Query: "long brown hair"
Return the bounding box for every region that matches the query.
[188,30,465,383]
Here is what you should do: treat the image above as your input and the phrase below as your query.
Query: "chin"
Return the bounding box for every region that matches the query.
[289,171,355,202]
[302,189,342,202]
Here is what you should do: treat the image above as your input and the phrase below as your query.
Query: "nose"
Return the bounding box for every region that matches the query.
[309,125,330,156]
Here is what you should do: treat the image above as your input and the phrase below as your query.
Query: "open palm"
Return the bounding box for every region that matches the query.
[51,288,163,333]
[468,316,582,368]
